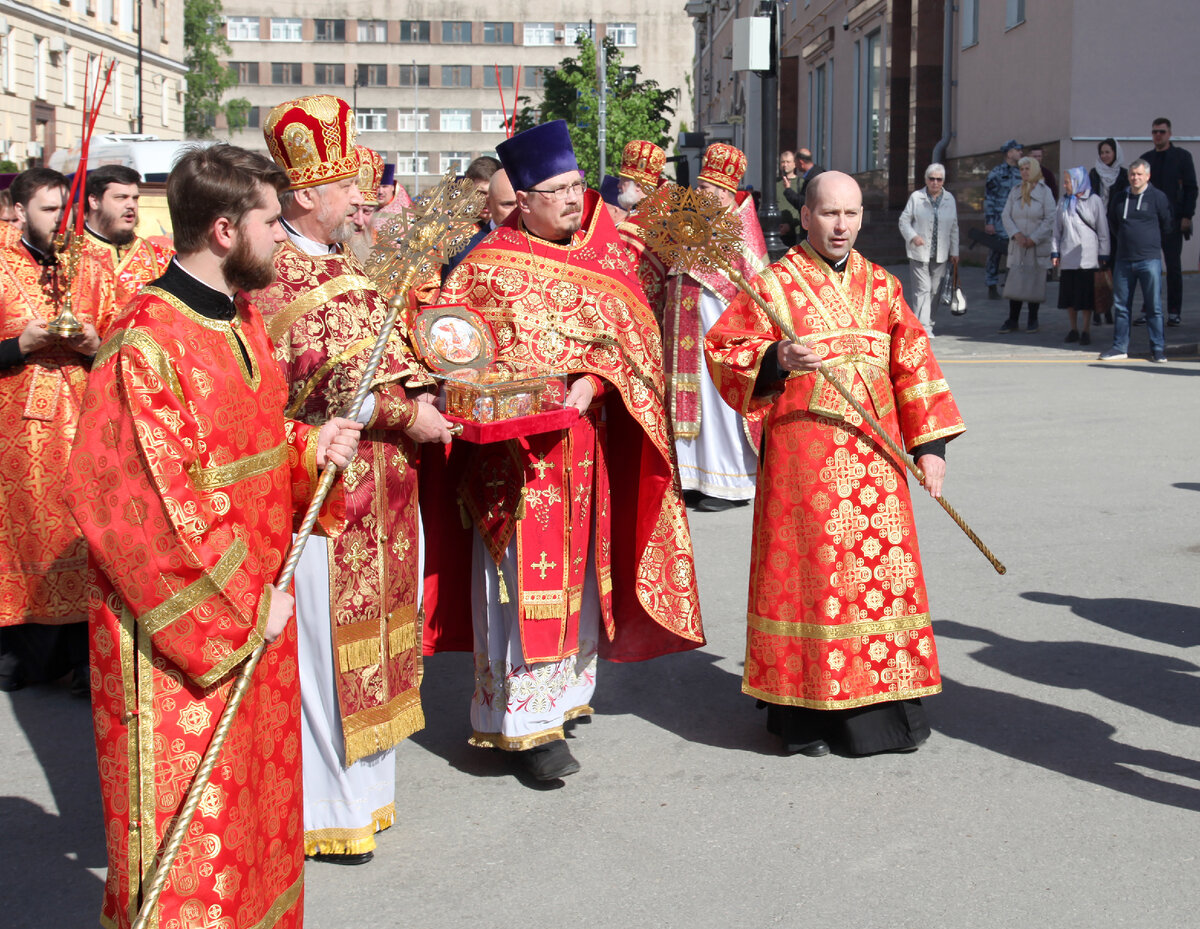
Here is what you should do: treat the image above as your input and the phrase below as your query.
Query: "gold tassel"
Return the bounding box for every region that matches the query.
[497,570,510,604]
[515,488,527,520]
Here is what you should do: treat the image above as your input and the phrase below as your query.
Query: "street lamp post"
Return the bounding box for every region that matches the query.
[757,1,786,261]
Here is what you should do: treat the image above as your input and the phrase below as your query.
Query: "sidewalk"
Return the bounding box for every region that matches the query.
[886,261,1200,360]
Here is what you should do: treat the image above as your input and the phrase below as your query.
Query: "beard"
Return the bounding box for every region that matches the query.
[95,205,137,246]
[222,234,277,292]
[617,187,643,210]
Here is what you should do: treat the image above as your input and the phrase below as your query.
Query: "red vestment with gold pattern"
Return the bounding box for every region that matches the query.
[254,243,430,766]
[64,286,339,929]
[617,205,670,324]
[429,191,704,668]
[704,242,965,710]
[663,191,766,440]
[82,229,175,323]
[0,240,115,626]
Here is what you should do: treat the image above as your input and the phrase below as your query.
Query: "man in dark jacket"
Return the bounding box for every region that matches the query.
[1140,117,1197,325]
[1099,159,1173,363]
[781,148,825,240]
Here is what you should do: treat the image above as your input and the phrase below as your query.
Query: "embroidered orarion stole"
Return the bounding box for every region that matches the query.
[65,289,339,929]
[432,190,704,664]
[82,229,175,320]
[705,242,965,709]
[255,243,433,763]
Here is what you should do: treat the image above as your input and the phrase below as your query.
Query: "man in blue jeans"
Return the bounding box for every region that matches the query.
[1099,159,1173,363]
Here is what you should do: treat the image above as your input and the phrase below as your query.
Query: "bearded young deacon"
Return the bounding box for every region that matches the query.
[704,171,964,758]
[254,96,452,865]
[662,144,767,512]
[82,164,174,316]
[0,167,114,695]
[424,120,704,781]
[64,143,362,929]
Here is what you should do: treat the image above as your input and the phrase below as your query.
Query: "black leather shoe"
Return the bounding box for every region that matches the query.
[308,851,374,865]
[1169,314,1182,326]
[784,738,831,757]
[988,285,1000,300]
[520,740,581,780]
[695,495,749,513]
[0,652,25,693]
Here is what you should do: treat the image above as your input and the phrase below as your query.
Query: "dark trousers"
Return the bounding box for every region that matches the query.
[1162,228,1184,316]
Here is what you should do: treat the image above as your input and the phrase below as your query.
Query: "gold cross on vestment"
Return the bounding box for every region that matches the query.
[579,452,593,474]
[531,457,554,479]
[530,550,557,580]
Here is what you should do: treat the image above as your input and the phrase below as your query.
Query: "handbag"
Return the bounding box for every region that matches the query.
[949,263,967,316]
[1003,248,1047,303]
[934,265,956,313]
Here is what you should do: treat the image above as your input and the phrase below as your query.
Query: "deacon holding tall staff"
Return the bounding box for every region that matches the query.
[66,144,361,929]
[705,172,965,758]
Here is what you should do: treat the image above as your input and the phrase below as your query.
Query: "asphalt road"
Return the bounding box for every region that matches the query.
[2,265,1198,928]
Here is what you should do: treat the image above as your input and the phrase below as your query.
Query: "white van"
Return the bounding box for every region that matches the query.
[48,135,208,182]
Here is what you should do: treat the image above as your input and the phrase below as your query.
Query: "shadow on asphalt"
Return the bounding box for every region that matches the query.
[1,685,105,928]
[1086,361,1200,375]
[936,618,1200,728]
[1021,591,1200,649]
[932,675,1200,813]
[1174,482,1200,493]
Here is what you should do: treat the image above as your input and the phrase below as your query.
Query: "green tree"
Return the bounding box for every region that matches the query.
[184,0,251,138]
[517,36,677,184]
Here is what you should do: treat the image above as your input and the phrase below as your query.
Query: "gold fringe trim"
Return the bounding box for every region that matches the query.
[742,681,942,710]
[522,602,567,621]
[337,638,380,674]
[564,704,594,721]
[469,726,565,752]
[388,623,417,658]
[343,701,425,765]
[304,804,395,857]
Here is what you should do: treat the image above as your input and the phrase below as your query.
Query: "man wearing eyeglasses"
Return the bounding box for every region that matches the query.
[1140,118,1197,326]
[426,119,704,782]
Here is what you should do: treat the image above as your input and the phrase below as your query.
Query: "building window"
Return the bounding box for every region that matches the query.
[524,22,554,46]
[961,0,979,47]
[441,65,471,88]
[483,22,513,44]
[607,23,637,47]
[523,65,548,89]
[481,110,506,132]
[227,16,259,40]
[230,61,259,84]
[399,20,429,43]
[440,109,472,132]
[314,63,345,85]
[397,111,430,132]
[440,152,470,174]
[111,61,122,115]
[62,49,74,107]
[399,65,430,87]
[863,29,882,170]
[357,64,387,87]
[315,19,345,42]
[397,155,428,175]
[484,66,514,89]
[357,108,388,132]
[358,20,387,43]
[270,18,302,42]
[442,21,472,44]
[119,0,134,32]
[161,78,170,126]
[564,23,590,44]
[271,62,303,84]
[245,106,261,129]
[1006,0,1026,29]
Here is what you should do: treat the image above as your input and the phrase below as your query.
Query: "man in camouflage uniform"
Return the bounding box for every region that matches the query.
[984,139,1022,299]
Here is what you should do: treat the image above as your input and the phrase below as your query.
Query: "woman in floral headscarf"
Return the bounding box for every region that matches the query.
[1052,166,1110,345]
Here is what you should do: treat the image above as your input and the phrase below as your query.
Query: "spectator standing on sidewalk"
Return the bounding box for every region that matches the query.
[999,156,1055,333]
[899,163,959,337]
[1099,159,1172,363]
[1140,118,1197,326]
[1088,138,1128,327]
[1052,167,1109,346]
[985,140,1023,299]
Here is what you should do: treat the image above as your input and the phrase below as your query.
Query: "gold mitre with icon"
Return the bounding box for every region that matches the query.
[264,94,360,190]
[355,145,384,205]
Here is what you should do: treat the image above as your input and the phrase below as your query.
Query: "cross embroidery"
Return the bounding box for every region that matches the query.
[530,457,554,480]
[530,550,557,580]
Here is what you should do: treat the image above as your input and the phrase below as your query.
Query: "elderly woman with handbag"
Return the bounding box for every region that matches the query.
[1052,167,1111,345]
[999,156,1056,333]
[898,163,959,336]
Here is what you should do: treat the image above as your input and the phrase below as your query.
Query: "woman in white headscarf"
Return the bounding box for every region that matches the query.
[1052,167,1110,345]
[1000,156,1056,333]
[1087,138,1128,325]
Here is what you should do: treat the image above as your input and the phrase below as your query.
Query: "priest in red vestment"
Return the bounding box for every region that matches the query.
[81,164,174,323]
[428,120,704,781]
[615,140,670,321]
[0,167,114,694]
[64,144,361,929]
[663,144,768,512]
[255,96,451,865]
[705,171,965,757]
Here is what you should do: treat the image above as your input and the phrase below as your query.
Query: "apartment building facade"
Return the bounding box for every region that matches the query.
[0,0,186,167]
[218,1,693,194]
